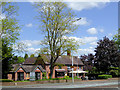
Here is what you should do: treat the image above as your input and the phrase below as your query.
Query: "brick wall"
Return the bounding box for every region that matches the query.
[15,72,17,81]
[45,65,83,79]
[8,74,12,80]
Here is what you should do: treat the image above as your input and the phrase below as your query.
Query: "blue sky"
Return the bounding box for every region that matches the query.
[13,2,118,57]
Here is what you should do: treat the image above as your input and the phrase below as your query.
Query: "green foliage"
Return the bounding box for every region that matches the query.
[113,28,120,49]
[98,75,112,79]
[1,2,20,45]
[34,2,80,78]
[16,57,25,63]
[1,2,20,79]
[94,36,119,74]
[109,67,118,70]
[0,79,13,82]
[64,76,69,79]
[30,54,34,58]
[89,67,97,74]
[14,80,29,82]
[109,67,120,77]
[42,72,47,79]
[24,53,28,59]
[109,70,119,77]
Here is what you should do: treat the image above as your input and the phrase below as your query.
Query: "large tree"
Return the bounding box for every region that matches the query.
[94,36,119,74]
[1,2,20,78]
[34,2,80,78]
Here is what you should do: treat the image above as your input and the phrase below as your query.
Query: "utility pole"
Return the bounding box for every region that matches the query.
[77,56,79,78]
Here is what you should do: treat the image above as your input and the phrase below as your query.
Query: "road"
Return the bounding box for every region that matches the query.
[1,78,119,89]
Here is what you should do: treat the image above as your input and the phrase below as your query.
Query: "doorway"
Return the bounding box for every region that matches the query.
[35,72,40,80]
[17,72,24,81]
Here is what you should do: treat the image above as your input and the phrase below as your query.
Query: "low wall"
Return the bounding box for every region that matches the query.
[2,79,81,86]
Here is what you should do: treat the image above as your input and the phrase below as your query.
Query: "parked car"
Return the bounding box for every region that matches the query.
[81,76,88,80]
[88,76,96,80]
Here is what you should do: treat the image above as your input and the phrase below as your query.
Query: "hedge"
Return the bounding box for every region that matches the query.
[98,75,112,79]
[0,79,13,82]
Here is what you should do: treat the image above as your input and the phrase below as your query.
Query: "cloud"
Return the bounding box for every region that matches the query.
[99,29,104,33]
[25,23,33,27]
[78,47,95,55]
[73,17,89,26]
[90,41,97,46]
[87,28,97,35]
[20,40,41,47]
[63,36,98,45]
[27,48,40,52]
[67,2,109,11]
[108,33,113,37]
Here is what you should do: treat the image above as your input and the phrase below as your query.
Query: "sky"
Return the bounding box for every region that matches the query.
[11,1,118,57]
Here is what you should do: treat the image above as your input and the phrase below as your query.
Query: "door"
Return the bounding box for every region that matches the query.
[35,72,40,80]
[17,72,24,81]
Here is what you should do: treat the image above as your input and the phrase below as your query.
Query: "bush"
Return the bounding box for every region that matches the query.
[64,76,69,79]
[109,70,119,77]
[98,75,112,79]
[0,79,13,82]
[42,72,47,79]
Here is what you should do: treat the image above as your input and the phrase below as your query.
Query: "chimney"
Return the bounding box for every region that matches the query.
[67,49,71,56]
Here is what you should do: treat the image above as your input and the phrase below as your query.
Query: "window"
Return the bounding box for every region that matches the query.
[57,72,65,77]
[67,66,71,69]
[79,66,82,70]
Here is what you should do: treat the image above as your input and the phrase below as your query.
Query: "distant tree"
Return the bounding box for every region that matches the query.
[30,54,35,57]
[24,53,29,59]
[80,54,94,71]
[13,42,28,55]
[35,48,49,55]
[80,54,87,64]
[87,53,94,66]
[12,56,25,64]
[94,36,119,74]
[16,57,25,63]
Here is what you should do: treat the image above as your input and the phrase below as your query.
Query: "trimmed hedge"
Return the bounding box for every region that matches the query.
[98,75,112,79]
[0,79,13,82]
[36,77,80,81]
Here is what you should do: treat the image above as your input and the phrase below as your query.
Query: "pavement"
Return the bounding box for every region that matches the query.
[1,78,119,89]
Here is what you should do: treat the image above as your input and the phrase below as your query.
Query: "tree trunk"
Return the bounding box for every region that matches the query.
[49,65,54,79]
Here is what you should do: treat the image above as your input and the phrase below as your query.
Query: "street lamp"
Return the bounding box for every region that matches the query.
[72,50,74,84]
[71,17,82,84]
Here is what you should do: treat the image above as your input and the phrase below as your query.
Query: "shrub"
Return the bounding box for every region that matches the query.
[42,72,47,79]
[98,75,112,79]
[109,70,119,77]
[0,79,13,82]
[64,76,69,79]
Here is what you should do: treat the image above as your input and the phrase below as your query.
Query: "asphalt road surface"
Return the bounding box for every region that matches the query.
[1,78,119,89]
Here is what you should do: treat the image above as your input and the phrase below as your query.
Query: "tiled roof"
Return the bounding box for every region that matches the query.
[24,57,37,64]
[24,54,84,66]
[10,64,46,72]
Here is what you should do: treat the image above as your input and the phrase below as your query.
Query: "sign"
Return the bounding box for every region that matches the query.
[70,66,74,68]
[30,72,35,81]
